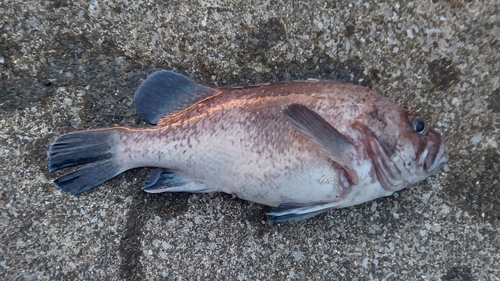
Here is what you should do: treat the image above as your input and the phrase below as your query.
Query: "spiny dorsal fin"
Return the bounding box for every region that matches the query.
[134,70,220,124]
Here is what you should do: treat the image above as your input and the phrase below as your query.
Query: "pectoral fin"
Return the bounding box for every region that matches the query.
[267,202,338,222]
[283,104,359,184]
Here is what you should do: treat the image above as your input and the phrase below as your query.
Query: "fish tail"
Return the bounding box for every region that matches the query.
[48,129,125,194]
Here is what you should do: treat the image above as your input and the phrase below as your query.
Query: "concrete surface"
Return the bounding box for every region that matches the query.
[1,0,499,280]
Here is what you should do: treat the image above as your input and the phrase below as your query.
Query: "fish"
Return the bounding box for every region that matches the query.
[48,70,449,222]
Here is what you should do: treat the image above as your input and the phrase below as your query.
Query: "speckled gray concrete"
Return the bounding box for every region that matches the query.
[0,0,498,280]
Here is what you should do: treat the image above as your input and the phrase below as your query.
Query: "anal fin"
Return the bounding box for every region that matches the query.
[143,168,213,193]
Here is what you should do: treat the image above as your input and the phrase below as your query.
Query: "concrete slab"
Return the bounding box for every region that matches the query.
[1,0,498,280]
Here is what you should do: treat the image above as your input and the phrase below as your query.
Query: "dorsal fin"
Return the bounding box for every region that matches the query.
[133,70,220,124]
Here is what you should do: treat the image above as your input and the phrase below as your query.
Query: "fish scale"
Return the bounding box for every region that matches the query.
[48,70,448,222]
[116,106,340,206]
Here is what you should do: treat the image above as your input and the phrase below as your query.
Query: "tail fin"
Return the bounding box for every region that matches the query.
[48,129,124,194]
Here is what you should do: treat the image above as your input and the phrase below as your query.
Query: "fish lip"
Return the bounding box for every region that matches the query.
[425,141,449,174]
[432,152,449,171]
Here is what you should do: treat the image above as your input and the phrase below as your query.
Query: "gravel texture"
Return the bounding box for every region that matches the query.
[1,0,499,280]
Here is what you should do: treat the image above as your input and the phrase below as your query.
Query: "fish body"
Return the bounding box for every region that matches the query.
[49,71,449,221]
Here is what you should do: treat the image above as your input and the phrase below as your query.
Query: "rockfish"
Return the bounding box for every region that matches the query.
[48,70,449,222]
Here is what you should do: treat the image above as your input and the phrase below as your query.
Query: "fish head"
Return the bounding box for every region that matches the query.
[361,107,449,191]
[404,112,449,176]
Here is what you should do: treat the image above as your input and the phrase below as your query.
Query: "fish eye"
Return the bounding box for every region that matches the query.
[411,116,427,135]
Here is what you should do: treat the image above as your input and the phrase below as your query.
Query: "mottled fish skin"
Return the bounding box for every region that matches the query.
[49,71,449,221]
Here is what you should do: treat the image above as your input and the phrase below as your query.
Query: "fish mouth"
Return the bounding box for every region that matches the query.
[424,140,449,174]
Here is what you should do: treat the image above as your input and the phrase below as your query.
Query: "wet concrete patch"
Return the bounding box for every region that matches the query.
[442,266,473,281]
[427,58,460,92]
[117,169,193,280]
[444,148,500,223]
[489,88,500,113]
